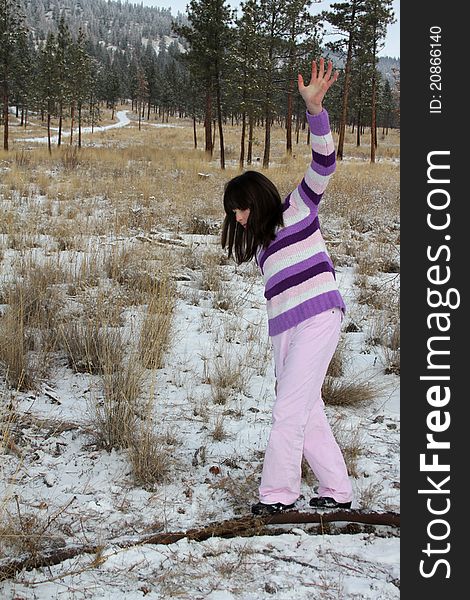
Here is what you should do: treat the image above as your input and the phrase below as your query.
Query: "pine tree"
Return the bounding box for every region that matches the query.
[248,0,286,168]
[56,16,74,146]
[37,32,59,154]
[360,0,394,162]
[0,0,28,150]
[11,27,34,127]
[175,0,233,169]
[141,41,158,120]
[378,77,394,134]
[71,28,94,147]
[231,0,261,168]
[391,65,400,126]
[282,0,321,155]
[102,54,122,119]
[136,67,149,130]
[348,53,373,147]
[323,0,368,160]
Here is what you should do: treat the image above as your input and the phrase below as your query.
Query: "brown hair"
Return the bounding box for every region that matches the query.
[221,171,284,264]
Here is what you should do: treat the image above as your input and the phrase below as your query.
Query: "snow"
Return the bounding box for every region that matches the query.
[0,126,399,598]
[14,110,182,144]
[19,110,131,144]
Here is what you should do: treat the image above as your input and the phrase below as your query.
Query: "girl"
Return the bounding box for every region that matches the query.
[221,58,353,515]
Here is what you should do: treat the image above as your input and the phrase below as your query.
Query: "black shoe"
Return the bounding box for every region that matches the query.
[309,496,352,509]
[251,501,296,515]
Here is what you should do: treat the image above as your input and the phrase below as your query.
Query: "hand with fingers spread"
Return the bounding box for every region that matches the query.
[298,57,339,116]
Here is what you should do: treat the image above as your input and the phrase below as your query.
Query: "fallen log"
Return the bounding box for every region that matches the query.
[0,509,399,581]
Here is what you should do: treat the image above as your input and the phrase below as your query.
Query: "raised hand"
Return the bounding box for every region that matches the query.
[298,58,339,116]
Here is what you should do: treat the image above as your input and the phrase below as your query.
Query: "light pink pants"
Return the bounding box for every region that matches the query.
[259,308,353,505]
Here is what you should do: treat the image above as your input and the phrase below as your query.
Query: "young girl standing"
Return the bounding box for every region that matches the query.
[221,58,353,515]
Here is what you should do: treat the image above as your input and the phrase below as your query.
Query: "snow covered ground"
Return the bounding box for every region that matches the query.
[0,116,400,598]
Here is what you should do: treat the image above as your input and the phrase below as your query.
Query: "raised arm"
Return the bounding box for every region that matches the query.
[296,58,338,214]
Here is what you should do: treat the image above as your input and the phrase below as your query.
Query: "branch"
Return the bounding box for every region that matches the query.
[0,509,399,581]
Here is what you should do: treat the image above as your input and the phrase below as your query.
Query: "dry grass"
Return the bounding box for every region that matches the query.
[355,274,399,314]
[356,241,400,276]
[0,383,17,459]
[209,346,249,405]
[363,293,400,376]
[357,480,388,509]
[60,319,124,374]
[128,423,172,488]
[138,276,176,370]
[0,300,35,390]
[332,423,365,478]
[381,323,400,375]
[322,161,399,224]
[3,105,399,239]
[210,413,228,441]
[0,267,65,389]
[322,374,383,407]
[199,246,226,294]
[93,358,145,451]
[210,470,259,514]
[326,335,348,378]
[0,495,72,569]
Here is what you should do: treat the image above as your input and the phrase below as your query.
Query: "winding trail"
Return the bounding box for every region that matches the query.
[19,110,131,143]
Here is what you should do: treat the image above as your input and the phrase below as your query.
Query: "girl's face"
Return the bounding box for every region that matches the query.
[233,208,250,228]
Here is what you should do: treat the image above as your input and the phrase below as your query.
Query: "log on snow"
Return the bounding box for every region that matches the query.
[0,509,399,581]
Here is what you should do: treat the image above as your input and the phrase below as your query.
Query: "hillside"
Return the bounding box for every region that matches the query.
[21,0,187,49]
[20,0,399,77]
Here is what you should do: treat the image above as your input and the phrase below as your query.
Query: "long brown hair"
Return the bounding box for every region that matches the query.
[221,171,284,264]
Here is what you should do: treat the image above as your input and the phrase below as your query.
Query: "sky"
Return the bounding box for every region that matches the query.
[139,0,400,59]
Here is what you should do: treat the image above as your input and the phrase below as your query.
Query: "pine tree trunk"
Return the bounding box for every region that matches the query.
[204,89,213,155]
[2,87,8,151]
[295,97,301,145]
[47,112,52,155]
[70,103,75,145]
[370,61,377,162]
[58,105,63,147]
[215,76,225,170]
[286,77,294,155]
[239,111,246,169]
[263,94,272,169]
[193,115,197,149]
[356,111,361,146]
[78,104,82,148]
[247,112,253,165]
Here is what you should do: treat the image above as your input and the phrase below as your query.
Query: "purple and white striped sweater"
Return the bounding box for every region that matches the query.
[257,109,345,337]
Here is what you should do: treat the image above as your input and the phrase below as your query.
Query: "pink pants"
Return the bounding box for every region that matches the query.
[259,308,353,505]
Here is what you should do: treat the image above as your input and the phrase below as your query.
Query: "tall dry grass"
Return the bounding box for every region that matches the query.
[93,356,145,451]
[139,276,176,370]
[0,263,65,389]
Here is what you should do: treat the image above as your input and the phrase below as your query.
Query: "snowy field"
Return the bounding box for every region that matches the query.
[0,110,400,598]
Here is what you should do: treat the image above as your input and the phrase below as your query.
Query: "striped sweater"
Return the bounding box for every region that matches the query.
[257,109,345,337]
